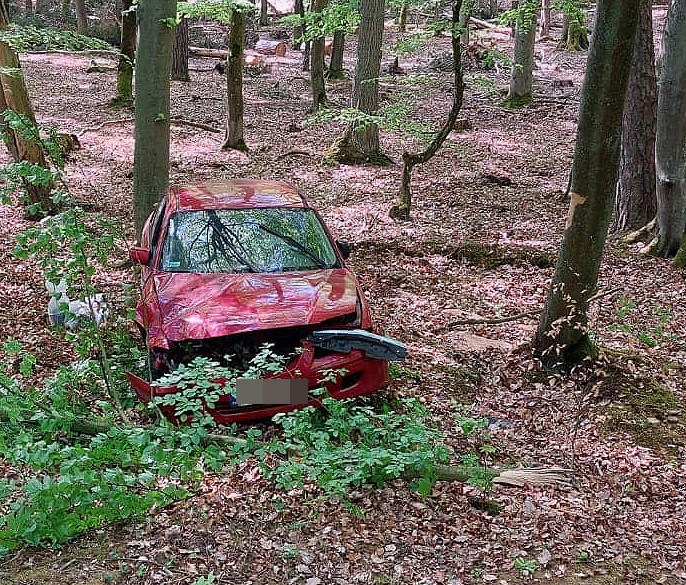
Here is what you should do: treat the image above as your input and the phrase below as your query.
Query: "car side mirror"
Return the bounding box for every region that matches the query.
[130,246,151,265]
[336,240,351,259]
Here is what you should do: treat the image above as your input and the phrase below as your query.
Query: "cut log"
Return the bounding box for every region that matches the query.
[189,46,228,58]
[470,16,511,34]
[255,39,287,56]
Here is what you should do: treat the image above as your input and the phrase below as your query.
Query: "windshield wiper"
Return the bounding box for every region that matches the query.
[255,222,328,270]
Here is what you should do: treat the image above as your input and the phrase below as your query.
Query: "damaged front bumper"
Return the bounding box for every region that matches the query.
[129,331,405,424]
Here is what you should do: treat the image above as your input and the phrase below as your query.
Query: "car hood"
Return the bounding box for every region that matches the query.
[146,268,359,345]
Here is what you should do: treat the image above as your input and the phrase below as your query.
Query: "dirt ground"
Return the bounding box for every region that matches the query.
[1,9,685,585]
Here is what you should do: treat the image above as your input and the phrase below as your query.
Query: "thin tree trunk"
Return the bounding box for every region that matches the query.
[459,0,472,45]
[327,30,345,79]
[398,0,409,32]
[74,0,87,34]
[309,0,327,110]
[539,0,551,37]
[171,16,190,82]
[653,0,686,259]
[613,0,656,233]
[0,0,54,218]
[293,0,304,49]
[533,0,641,364]
[222,9,247,152]
[390,0,464,221]
[25,0,32,14]
[113,0,136,107]
[133,0,176,239]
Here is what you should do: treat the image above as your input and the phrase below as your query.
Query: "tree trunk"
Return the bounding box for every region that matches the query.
[539,0,551,37]
[0,0,54,218]
[74,0,87,34]
[309,0,327,110]
[327,0,387,164]
[389,0,465,221]
[34,0,46,13]
[327,30,345,79]
[398,0,408,32]
[613,0,656,233]
[260,0,268,25]
[559,13,588,51]
[292,0,304,49]
[25,0,32,14]
[171,16,190,82]
[504,5,536,106]
[113,0,135,107]
[459,0,472,45]
[133,0,176,240]
[533,0,641,365]
[653,0,686,259]
[222,8,248,152]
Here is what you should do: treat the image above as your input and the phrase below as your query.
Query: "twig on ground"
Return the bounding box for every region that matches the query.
[79,118,221,136]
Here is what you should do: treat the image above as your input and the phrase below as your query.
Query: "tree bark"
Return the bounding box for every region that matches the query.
[459,0,472,45]
[222,8,248,152]
[390,0,465,221]
[309,0,327,110]
[113,0,136,107]
[539,0,551,37]
[292,0,304,49]
[171,16,190,82]
[653,0,686,259]
[504,4,535,106]
[398,0,409,32]
[613,0,657,233]
[327,30,345,79]
[0,0,54,218]
[534,0,641,364]
[133,0,176,240]
[559,13,588,51]
[74,0,87,34]
[260,0,268,25]
[327,0,387,163]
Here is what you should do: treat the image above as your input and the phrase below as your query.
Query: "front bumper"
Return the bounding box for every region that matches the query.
[128,341,390,424]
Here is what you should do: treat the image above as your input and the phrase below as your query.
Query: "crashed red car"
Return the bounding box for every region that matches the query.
[128,180,405,424]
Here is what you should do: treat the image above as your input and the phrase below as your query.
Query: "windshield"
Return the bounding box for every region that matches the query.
[160,208,340,273]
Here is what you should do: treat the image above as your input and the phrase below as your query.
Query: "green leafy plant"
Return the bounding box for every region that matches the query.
[514,556,537,575]
[0,25,114,52]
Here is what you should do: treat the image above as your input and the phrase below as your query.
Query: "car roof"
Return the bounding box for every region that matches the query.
[171,180,309,211]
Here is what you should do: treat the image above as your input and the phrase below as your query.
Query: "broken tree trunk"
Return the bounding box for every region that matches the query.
[389,0,465,221]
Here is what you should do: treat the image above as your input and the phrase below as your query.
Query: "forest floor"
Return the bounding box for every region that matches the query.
[1,9,686,585]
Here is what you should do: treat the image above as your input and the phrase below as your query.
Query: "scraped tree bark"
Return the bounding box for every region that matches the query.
[326,0,387,163]
[0,0,54,218]
[171,16,190,82]
[534,0,641,364]
[222,7,248,152]
[309,0,327,110]
[653,0,686,261]
[112,0,136,106]
[504,2,536,106]
[133,0,176,239]
[389,0,464,221]
[613,0,656,233]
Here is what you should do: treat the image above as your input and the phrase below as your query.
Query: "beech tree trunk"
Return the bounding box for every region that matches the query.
[309,0,327,110]
[0,0,54,218]
[398,0,409,32]
[328,0,387,163]
[171,16,190,82]
[654,0,686,260]
[133,0,176,239]
[505,5,535,106]
[613,0,656,233]
[327,30,345,79]
[389,0,464,221]
[459,0,472,45]
[534,0,641,364]
[222,8,247,152]
[260,0,268,25]
[113,0,135,106]
[292,0,304,49]
[74,0,87,34]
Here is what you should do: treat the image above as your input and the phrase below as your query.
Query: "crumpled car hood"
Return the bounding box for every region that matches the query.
[143,268,359,347]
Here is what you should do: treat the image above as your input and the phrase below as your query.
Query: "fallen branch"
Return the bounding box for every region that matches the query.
[439,287,622,331]
[469,16,511,34]
[275,149,315,160]
[79,118,221,136]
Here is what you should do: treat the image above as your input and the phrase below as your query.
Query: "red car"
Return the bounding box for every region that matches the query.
[128,180,405,424]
